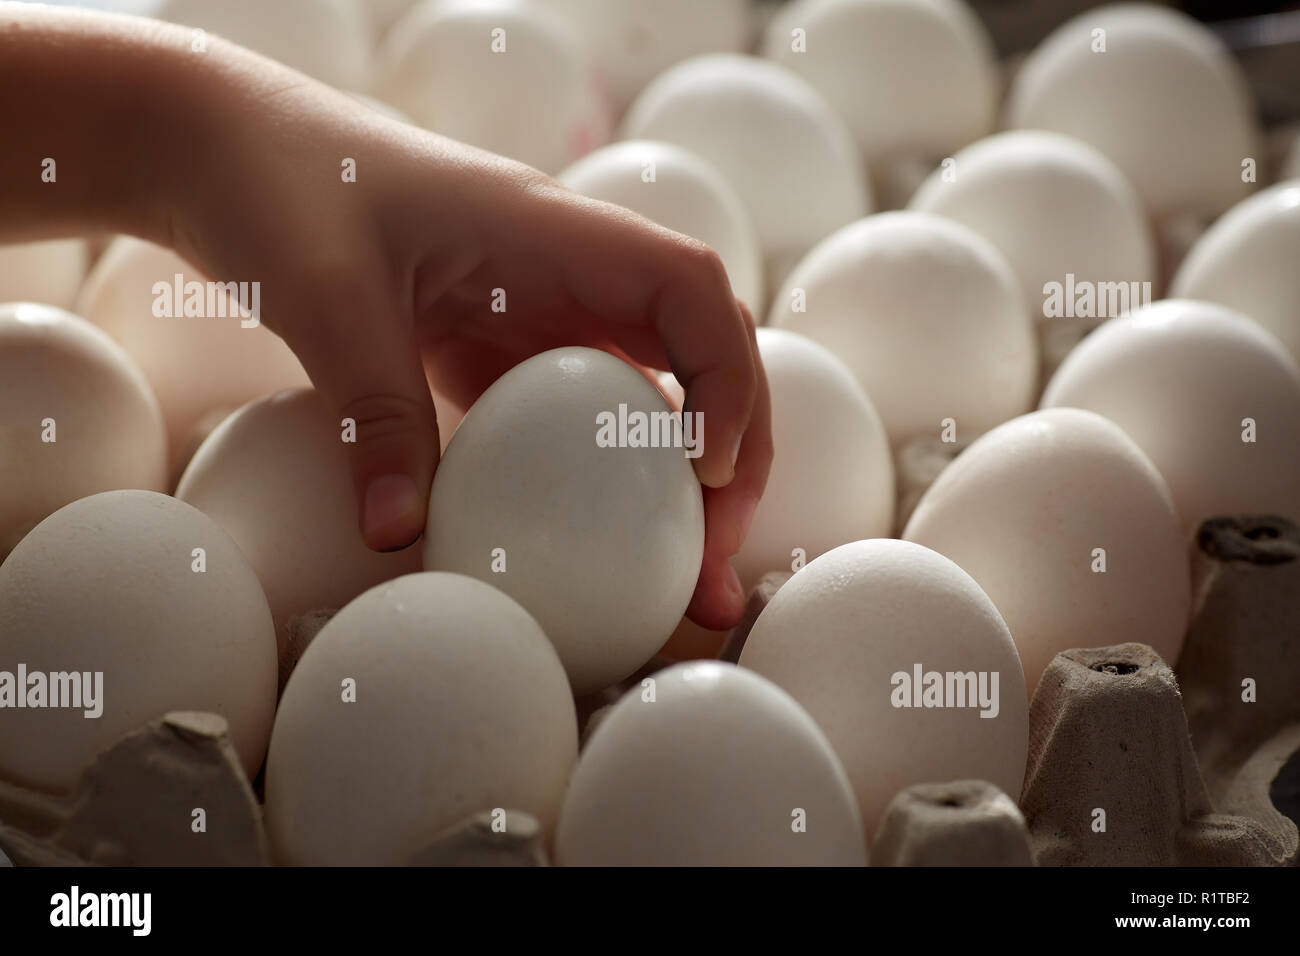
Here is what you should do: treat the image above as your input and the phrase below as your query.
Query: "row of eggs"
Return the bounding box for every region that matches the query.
[2,0,1300,863]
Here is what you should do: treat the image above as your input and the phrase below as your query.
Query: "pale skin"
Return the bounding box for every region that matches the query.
[0,4,772,630]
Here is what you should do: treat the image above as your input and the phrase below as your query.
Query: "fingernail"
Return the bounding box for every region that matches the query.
[735,493,759,548]
[729,431,743,470]
[725,563,744,603]
[362,473,422,550]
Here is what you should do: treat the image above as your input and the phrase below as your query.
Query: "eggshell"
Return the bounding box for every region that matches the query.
[0,240,89,311]
[1040,300,1300,534]
[378,0,611,174]
[762,0,998,169]
[555,661,865,865]
[176,389,423,653]
[0,490,278,793]
[265,572,578,866]
[621,53,870,288]
[903,408,1191,692]
[734,328,893,589]
[1170,180,1300,365]
[908,130,1156,321]
[75,236,310,476]
[1005,3,1258,217]
[422,347,704,695]
[769,211,1036,447]
[0,303,167,557]
[558,140,764,312]
[739,539,1028,843]
[156,0,371,90]
[535,0,751,114]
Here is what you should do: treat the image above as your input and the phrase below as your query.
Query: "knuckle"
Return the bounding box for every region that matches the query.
[338,393,435,445]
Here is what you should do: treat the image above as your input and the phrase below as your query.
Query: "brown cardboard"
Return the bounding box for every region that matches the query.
[870,780,1034,866]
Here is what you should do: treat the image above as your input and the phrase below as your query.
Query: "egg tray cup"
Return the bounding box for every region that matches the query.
[1,513,1297,867]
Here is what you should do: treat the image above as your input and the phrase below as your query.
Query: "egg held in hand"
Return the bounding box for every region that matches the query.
[423,347,704,695]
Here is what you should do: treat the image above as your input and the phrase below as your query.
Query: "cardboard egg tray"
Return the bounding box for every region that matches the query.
[1,497,1294,867]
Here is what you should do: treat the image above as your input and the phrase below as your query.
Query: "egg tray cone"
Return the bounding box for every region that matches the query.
[2,516,1297,866]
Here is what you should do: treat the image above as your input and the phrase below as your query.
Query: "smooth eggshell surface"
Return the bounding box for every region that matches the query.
[762,0,998,168]
[423,347,704,695]
[265,572,578,866]
[1,303,167,557]
[903,407,1191,692]
[740,539,1028,844]
[175,389,423,654]
[733,328,894,589]
[769,211,1036,448]
[558,140,765,312]
[621,53,869,288]
[0,239,89,311]
[1170,180,1300,366]
[378,0,610,174]
[908,130,1156,322]
[156,0,371,90]
[1005,3,1257,217]
[537,0,751,114]
[555,661,865,865]
[0,490,278,793]
[75,237,310,476]
[1040,300,1300,534]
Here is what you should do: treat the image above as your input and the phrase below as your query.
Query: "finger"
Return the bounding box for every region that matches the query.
[283,276,439,552]
[496,186,759,490]
[687,301,774,628]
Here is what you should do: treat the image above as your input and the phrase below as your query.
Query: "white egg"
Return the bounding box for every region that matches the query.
[769,211,1036,448]
[0,490,278,793]
[621,53,870,289]
[734,329,893,589]
[533,0,751,114]
[903,408,1190,692]
[423,347,704,695]
[175,389,424,654]
[0,304,167,557]
[1169,180,1300,365]
[908,130,1156,322]
[740,539,1027,843]
[555,661,865,865]
[378,0,611,174]
[558,140,765,312]
[75,237,310,476]
[1005,3,1258,218]
[364,0,418,40]
[265,572,577,865]
[0,240,89,311]
[762,0,998,171]
[156,0,371,90]
[1040,300,1300,534]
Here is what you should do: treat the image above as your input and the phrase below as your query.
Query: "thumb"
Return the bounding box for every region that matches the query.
[285,292,440,553]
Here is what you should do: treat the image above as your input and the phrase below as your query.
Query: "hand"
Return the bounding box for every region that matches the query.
[163,46,772,629]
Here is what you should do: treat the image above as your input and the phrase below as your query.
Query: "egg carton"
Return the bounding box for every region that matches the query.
[1,511,1296,866]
